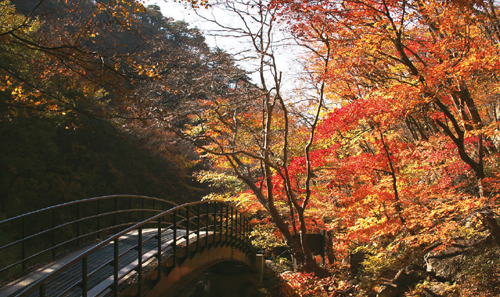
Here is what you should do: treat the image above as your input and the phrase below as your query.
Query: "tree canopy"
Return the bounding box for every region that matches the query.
[0,0,243,218]
[2,0,500,295]
[167,0,500,294]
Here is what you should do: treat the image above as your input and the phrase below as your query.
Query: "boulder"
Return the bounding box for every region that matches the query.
[376,265,425,297]
[376,283,398,297]
[424,234,492,281]
[420,281,453,297]
[424,245,466,281]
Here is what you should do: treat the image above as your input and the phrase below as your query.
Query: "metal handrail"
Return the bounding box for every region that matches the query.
[0,195,177,279]
[14,200,253,297]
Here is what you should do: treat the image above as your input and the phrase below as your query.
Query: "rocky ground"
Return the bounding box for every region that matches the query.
[172,259,284,297]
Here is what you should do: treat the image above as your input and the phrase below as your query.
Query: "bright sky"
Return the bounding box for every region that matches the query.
[143,0,306,93]
[144,1,239,51]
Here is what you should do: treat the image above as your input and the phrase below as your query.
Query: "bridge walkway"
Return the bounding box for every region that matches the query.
[0,196,255,297]
[1,229,191,297]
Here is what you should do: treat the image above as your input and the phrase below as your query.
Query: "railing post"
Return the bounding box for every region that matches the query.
[241,211,244,243]
[173,210,177,266]
[213,202,217,244]
[40,283,46,297]
[137,227,143,294]
[186,205,190,254]
[197,203,201,252]
[114,196,118,234]
[243,216,247,246]
[21,216,26,272]
[242,216,245,246]
[98,199,102,237]
[52,208,56,259]
[225,204,229,240]
[247,218,251,247]
[219,203,223,244]
[82,256,88,297]
[157,216,162,280]
[239,212,243,244]
[235,208,238,241]
[114,238,119,297]
[234,210,238,243]
[230,207,234,241]
[77,203,81,247]
[206,203,209,243]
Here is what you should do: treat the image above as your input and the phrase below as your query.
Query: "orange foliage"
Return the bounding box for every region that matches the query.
[266,0,500,261]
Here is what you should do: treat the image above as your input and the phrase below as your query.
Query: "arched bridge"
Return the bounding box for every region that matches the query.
[0,195,257,297]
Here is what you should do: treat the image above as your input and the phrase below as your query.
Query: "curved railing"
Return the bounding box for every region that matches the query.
[0,195,177,280]
[13,200,253,297]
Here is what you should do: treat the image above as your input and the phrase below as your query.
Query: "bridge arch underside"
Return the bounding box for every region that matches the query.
[124,234,255,297]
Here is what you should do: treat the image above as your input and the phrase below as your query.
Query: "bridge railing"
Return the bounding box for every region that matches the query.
[14,200,253,297]
[0,195,177,280]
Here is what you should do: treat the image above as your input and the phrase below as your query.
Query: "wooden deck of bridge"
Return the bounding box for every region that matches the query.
[0,229,189,297]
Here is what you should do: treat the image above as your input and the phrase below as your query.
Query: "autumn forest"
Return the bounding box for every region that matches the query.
[1,0,500,296]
